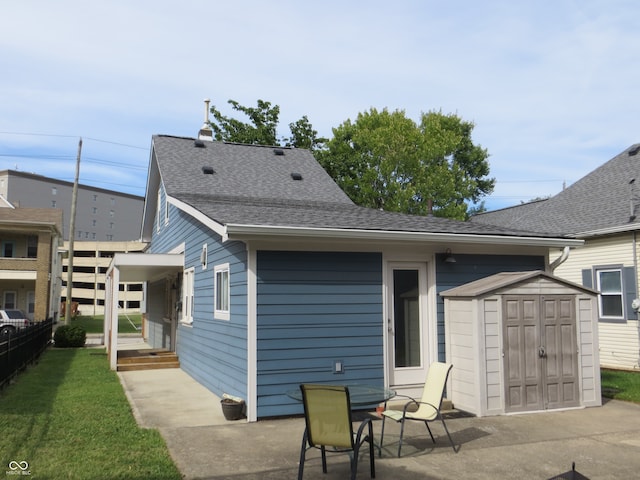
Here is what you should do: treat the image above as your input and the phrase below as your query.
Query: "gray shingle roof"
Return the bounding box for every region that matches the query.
[153,135,571,239]
[154,135,352,206]
[472,144,640,235]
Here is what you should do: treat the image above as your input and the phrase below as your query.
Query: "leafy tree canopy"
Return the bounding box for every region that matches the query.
[316,108,494,220]
[207,99,494,220]
[208,99,326,150]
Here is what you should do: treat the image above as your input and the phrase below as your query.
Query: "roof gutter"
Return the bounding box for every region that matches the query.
[223,224,584,248]
[573,223,640,238]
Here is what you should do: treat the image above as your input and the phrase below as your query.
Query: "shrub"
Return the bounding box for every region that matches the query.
[54,325,87,348]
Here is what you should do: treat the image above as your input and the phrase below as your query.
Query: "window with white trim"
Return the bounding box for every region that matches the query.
[596,268,624,319]
[3,291,16,309]
[164,195,170,225]
[156,189,162,233]
[182,267,195,324]
[215,263,230,320]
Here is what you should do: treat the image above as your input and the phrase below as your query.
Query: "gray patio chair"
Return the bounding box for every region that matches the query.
[379,362,459,456]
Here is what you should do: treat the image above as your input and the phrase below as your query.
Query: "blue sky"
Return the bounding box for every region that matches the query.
[1,0,639,210]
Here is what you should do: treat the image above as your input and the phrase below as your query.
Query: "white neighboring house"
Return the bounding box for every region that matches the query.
[472,144,640,371]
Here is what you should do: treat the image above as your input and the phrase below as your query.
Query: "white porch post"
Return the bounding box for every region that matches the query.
[104,273,111,346]
[246,247,257,422]
[108,265,120,370]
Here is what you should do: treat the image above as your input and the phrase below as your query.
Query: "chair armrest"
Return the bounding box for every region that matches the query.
[411,401,438,411]
[355,417,373,443]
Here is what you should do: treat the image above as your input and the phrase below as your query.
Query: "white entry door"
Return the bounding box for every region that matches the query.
[387,262,430,387]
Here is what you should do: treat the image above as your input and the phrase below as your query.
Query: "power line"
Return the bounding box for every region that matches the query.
[0,131,147,150]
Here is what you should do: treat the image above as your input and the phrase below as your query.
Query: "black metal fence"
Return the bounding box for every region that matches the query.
[0,318,53,390]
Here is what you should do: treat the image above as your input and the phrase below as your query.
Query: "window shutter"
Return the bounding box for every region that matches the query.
[581,269,593,289]
[624,266,637,319]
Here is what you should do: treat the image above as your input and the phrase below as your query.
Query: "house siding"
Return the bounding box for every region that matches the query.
[436,254,546,361]
[255,251,383,418]
[553,234,640,370]
[147,184,250,400]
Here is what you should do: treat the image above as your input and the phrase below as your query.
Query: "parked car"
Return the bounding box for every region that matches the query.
[0,309,30,336]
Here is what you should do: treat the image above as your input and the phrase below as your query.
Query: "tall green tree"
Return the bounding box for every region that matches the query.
[316,108,494,220]
[208,99,325,150]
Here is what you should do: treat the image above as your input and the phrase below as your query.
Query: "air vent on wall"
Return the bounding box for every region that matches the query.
[291,172,303,180]
[202,166,215,175]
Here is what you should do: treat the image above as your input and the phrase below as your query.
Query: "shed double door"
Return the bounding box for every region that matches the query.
[503,295,580,412]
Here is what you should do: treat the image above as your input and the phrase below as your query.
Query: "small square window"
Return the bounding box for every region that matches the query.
[201,244,208,270]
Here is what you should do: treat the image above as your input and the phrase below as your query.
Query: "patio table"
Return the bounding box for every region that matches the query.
[286,384,396,407]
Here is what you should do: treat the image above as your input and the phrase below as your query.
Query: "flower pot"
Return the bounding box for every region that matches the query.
[221,398,245,421]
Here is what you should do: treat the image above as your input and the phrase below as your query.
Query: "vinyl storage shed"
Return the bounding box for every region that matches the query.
[440,271,602,417]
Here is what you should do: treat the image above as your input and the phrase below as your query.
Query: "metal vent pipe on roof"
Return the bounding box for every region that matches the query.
[198,98,214,142]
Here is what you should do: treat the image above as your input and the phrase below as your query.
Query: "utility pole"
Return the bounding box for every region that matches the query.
[65,138,82,325]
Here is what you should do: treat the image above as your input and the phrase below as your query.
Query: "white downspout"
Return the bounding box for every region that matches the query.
[549,246,571,272]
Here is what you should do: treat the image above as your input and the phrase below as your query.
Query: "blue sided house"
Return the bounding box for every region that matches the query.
[105,133,584,421]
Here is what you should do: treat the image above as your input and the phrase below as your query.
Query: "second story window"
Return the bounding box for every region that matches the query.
[156,189,162,233]
[27,236,37,258]
[2,241,14,258]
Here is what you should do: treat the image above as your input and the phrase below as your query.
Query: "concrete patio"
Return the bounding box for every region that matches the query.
[118,366,640,480]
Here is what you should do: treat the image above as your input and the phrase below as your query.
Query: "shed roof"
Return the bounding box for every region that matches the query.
[440,270,598,297]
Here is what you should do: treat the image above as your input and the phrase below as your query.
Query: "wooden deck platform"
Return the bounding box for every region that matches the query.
[117,348,180,371]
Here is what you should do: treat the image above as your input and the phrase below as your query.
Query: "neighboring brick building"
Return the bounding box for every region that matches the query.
[0,204,63,322]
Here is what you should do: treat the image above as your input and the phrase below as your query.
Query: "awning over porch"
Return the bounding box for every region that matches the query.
[105,252,184,370]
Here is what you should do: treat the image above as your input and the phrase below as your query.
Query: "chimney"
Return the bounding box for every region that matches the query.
[198,98,214,141]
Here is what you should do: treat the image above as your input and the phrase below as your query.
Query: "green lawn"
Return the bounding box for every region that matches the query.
[69,313,142,334]
[601,368,640,403]
[0,348,181,479]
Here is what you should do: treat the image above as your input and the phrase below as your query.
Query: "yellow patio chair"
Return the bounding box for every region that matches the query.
[380,362,459,456]
[298,384,375,480]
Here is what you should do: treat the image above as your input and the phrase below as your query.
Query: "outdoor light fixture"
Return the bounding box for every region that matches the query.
[444,249,456,263]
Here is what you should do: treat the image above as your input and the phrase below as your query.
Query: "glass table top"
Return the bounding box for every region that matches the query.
[286,384,396,406]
